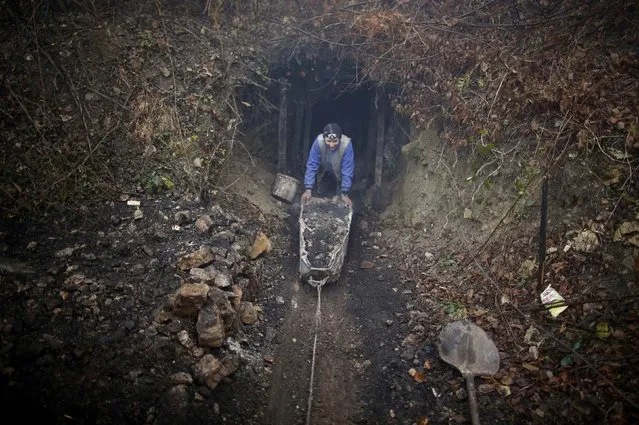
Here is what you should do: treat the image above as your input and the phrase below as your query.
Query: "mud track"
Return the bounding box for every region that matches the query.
[263,215,410,425]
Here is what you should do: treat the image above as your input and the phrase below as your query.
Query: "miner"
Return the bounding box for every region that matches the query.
[301,123,354,206]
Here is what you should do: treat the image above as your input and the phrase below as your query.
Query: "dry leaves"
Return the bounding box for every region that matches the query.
[408,367,426,383]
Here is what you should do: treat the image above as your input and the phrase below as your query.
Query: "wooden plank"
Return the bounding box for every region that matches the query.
[302,98,312,165]
[278,78,289,174]
[366,92,377,186]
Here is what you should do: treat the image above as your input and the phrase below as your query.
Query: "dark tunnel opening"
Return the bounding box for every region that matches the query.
[307,89,375,185]
[238,55,406,207]
[255,77,389,194]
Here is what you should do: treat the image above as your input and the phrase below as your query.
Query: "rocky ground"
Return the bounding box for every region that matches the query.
[1,2,638,425]
[0,191,278,424]
[3,160,637,425]
[0,186,502,425]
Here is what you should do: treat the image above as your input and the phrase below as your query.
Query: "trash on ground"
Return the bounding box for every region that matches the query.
[540,284,568,317]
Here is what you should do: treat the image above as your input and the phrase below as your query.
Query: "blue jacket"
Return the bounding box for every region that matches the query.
[304,135,354,193]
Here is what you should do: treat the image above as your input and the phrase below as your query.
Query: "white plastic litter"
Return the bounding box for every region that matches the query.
[540,284,567,317]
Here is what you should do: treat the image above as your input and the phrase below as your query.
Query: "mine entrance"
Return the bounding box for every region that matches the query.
[307,89,375,188]
[255,60,396,198]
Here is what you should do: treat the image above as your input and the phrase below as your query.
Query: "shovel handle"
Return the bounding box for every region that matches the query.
[465,375,481,425]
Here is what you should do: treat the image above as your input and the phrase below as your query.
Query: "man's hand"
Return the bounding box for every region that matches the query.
[302,189,312,202]
[341,193,352,206]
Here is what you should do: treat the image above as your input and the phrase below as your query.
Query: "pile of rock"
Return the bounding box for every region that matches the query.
[156,207,272,391]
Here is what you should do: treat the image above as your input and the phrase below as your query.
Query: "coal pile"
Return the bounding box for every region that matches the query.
[301,201,351,268]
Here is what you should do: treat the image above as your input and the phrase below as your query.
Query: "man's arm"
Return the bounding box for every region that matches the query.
[304,138,321,189]
[340,142,354,193]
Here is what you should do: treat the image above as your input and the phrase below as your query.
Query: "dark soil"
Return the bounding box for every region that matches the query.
[0,191,275,425]
[0,189,514,425]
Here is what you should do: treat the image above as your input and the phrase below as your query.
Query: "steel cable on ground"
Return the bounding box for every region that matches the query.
[306,279,327,425]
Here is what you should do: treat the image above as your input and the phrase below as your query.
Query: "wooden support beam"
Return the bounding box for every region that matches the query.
[278,78,289,174]
[366,93,377,186]
[302,98,312,165]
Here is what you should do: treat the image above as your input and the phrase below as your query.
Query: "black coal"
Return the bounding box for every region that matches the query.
[301,201,350,268]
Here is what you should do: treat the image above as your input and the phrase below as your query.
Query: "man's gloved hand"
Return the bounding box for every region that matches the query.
[302,189,312,202]
[341,193,352,206]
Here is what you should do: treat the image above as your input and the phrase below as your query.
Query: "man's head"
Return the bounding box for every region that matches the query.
[323,123,342,151]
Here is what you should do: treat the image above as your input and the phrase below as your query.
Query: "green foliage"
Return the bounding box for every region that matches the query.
[467,130,496,185]
[442,300,467,319]
[514,178,527,195]
[170,135,200,158]
[199,94,214,106]
[559,339,582,368]
[516,198,536,221]
[140,172,174,194]
[514,164,541,195]
[475,143,494,158]
[560,355,573,367]
[455,70,473,92]
[138,30,157,48]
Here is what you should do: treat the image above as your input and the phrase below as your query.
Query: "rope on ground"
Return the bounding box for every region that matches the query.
[305,277,327,425]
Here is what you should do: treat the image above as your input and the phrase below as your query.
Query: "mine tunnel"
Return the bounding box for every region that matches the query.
[308,90,373,174]
[244,58,407,204]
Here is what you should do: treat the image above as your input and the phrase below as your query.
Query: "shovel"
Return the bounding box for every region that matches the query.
[438,320,500,425]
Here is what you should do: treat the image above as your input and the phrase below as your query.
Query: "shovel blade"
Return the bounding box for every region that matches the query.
[438,320,500,376]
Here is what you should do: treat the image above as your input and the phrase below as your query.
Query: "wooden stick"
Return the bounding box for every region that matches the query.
[536,173,549,291]
[278,78,289,174]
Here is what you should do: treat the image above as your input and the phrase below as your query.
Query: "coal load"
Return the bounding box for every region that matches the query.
[301,201,350,269]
